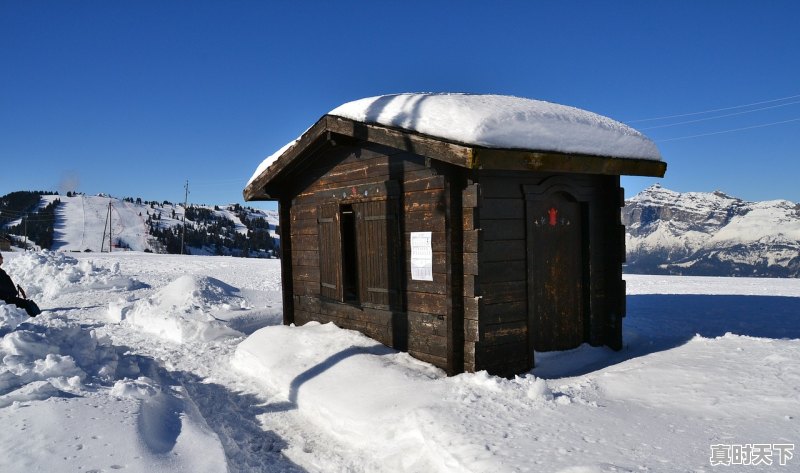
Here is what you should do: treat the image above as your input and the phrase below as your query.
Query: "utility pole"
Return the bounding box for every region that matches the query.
[101,200,112,252]
[23,214,28,250]
[109,201,113,252]
[181,180,189,254]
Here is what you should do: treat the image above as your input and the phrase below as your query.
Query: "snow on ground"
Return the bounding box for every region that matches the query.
[1,250,798,472]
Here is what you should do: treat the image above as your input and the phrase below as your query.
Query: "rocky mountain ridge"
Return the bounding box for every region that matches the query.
[623,184,800,277]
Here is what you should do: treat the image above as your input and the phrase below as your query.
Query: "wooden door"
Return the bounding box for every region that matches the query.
[527,192,587,352]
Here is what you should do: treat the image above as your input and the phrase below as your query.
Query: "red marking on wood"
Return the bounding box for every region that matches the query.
[548,207,558,226]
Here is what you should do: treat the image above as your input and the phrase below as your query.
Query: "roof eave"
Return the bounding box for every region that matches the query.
[243,117,331,201]
[244,115,666,201]
[471,148,667,177]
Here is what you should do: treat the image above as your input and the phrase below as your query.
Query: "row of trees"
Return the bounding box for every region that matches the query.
[0,191,61,249]
[146,204,278,256]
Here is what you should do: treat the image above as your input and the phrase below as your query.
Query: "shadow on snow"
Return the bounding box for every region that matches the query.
[263,344,394,413]
[533,294,800,379]
[113,347,308,473]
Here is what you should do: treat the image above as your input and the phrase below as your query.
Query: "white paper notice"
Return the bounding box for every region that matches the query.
[410,231,434,281]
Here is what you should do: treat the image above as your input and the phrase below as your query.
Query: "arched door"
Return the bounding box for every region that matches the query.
[526,191,588,352]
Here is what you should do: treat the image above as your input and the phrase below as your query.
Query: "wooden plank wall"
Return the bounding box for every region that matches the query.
[468,172,624,377]
[466,175,533,377]
[589,176,626,350]
[462,183,480,373]
[286,141,454,371]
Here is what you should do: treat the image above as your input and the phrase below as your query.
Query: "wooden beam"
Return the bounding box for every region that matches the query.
[325,116,475,169]
[472,148,667,177]
[279,197,294,325]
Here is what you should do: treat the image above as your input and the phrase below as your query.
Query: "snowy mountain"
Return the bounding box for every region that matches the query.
[2,192,279,256]
[624,184,800,277]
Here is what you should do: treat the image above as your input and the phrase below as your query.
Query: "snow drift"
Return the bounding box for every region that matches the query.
[118,275,245,343]
[4,250,146,300]
[233,321,570,472]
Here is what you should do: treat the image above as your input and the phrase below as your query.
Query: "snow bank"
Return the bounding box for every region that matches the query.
[233,322,562,472]
[0,304,29,333]
[248,93,661,187]
[4,250,145,301]
[0,317,117,407]
[121,275,244,343]
[0,313,227,472]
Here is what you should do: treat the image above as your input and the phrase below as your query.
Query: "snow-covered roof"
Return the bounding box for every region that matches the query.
[246,93,664,194]
[330,93,661,161]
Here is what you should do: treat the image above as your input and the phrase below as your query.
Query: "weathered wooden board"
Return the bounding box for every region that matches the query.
[290,217,317,235]
[408,333,449,359]
[480,219,525,241]
[482,321,528,345]
[291,235,319,251]
[408,310,447,337]
[407,291,449,315]
[406,211,445,232]
[463,229,480,253]
[480,198,524,220]
[478,280,526,304]
[291,250,319,267]
[464,319,479,343]
[479,301,527,325]
[479,240,525,263]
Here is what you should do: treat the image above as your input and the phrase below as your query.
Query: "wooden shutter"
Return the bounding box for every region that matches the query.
[318,203,342,301]
[354,200,399,308]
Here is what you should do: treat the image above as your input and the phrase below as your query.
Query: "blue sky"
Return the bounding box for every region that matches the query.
[2,1,799,211]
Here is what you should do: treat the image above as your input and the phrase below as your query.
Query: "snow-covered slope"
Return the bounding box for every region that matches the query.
[624,184,800,277]
[38,194,278,255]
[46,194,153,252]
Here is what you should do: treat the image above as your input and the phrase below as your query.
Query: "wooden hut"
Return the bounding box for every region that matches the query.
[244,93,666,377]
